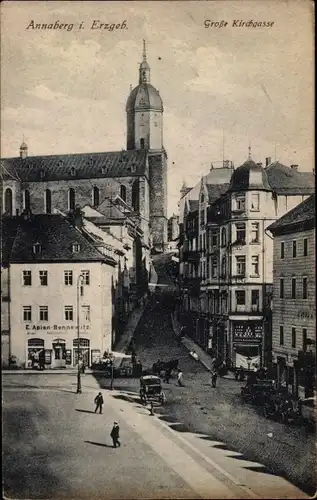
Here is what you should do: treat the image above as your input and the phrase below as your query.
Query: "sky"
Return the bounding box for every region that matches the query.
[1,0,314,216]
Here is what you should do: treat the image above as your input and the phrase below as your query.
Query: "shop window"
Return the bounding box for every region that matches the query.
[291,327,296,348]
[23,306,32,321]
[39,306,48,321]
[39,270,48,286]
[291,278,296,299]
[302,277,308,299]
[64,270,73,286]
[45,189,52,214]
[303,238,308,256]
[22,270,32,286]
[279,325,284,346]
[92,186,100,207]
[64,306,73,321]
[279,278,284,299]
[4,188,13,215]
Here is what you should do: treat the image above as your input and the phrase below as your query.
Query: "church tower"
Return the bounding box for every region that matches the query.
[126,41,167,252]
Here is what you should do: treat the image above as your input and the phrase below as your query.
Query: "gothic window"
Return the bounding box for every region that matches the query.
[68,188,75,211]
[4,188,13,215]
[120,185,127,202]
[45,189,52,214]
[24,190,30,211]
[92,186,100,207]
[140,138,145,149]
[132,180,140,212]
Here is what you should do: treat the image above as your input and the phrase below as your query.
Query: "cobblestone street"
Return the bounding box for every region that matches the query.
[131,303,316,496]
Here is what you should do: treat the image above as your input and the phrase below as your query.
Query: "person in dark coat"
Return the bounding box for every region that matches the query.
[163,367,171,383]
[94,392,104,414]
[211,371,218,388]
[110,421,120,448]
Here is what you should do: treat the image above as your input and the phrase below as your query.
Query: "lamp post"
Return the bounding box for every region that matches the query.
[76,274,84,394]
[109,353,115,390]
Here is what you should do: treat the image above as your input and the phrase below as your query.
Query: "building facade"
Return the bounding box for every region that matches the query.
[1,213,117,368]
[1,42,167,253]
[178,158,315,369]
[268,194,316,396]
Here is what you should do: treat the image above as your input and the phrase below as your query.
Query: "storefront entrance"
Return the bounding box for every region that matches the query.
[73,338,90,367]
[27,338,44,368]
[52,339,66,368]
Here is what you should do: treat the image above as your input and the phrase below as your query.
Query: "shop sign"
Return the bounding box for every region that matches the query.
[233,322,262,341]
[25,324,90,332]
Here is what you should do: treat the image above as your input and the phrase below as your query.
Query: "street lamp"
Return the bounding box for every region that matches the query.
[109,353,115,390]
[76,274,85,394]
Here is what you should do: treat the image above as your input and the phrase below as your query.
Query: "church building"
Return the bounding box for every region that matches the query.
[1,41,168,253]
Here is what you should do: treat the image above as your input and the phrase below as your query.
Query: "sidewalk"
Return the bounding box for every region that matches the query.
[114,301,147,353]
[170,312,235,380]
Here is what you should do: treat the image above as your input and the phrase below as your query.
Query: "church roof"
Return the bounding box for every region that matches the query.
[265,162,315,195]
[268,194,315,234]
[1,214,116,265]
[126,83,163,112]
[229,159,272,192]
[1,150,147,182]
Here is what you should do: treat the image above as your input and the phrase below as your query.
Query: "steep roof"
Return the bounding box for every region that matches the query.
[126,83,163,112]
[1,214,116,265]
[229,159,272,192]
[265,162,315,195]
[206,183,230,204]
[268,194,315,234]
[1,150,147,182]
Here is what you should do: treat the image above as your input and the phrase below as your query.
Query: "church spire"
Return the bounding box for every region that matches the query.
[139,40,150,84]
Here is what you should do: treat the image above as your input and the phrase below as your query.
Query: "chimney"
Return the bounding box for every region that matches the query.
[265,157,271,167]
[290,164,298,171]
[257,162,263,168]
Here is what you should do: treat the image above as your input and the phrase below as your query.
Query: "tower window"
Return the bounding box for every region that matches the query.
[140,138,145,149]
[4,188,13,215]
[45,189,52,214]
[68,188,75,211]
[132,180,140,212]
[92,186,100,207]
[24,190,30,211]
[120,185,127,202]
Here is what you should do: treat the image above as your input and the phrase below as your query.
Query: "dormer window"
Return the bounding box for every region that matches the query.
[58,159,64,167]
[101,166,107,175]
[72,243,81,253]
[70,167,76,177]
[33,242,41,255]
[39,169,45,180]
[131,163,136,173]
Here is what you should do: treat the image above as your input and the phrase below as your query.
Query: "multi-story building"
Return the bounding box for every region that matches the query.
[1,213,117,369]
[178,157,315,369]
[268,194,316,396]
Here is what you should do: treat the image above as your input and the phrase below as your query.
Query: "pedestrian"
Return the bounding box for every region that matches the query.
[177,369,184,387]
[110,421,121,448]
[94,392,104,414]
[211,371,218,388]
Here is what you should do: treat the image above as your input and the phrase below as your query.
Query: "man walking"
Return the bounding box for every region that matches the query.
[177,369,184,387]
[110,421,121,448]
[94,392,104,414]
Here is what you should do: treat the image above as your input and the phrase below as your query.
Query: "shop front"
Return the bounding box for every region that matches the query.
[231,320,263,369]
